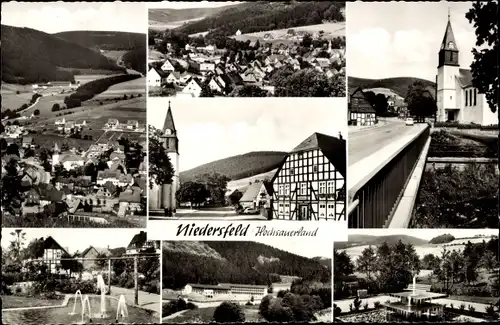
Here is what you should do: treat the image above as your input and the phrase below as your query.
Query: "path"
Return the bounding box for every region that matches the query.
[110,286,161,314]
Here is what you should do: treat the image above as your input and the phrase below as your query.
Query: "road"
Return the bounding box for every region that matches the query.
[349,118,420,165]
[110,286,161,314]
[149,208,267,221]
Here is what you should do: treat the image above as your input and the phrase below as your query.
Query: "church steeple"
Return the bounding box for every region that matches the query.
[438,9,459,67]
[162,101,177,135]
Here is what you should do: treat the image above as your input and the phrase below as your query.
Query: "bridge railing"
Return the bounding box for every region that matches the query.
[348,124,431,228]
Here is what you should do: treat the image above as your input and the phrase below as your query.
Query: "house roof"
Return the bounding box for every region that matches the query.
[59,152,85,163]
[220,283,268,289]
[187,283,231,290]
[127,231,146,249]
[349,87,377,114]
[291,132,346,177]
[44,236,68,254]
[118,188,141,203]
[458,68,473,88]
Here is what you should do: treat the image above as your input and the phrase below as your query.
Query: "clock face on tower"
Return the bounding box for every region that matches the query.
[447,41,455,49]
[165,129,172,135]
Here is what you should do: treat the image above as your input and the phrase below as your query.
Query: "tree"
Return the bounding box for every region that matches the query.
[301,33,313,48]
[22,238,45,260]
[8,230,26,262]
[196,172,230,205]
[356,246,377,281]
[466,1,499,174]
[229,190,243,205]
[33,109,40,116]
[176,181,209,206]
[422,254,440,270]
[2,158,23,214]
[213,301,245,323]
[60,253,83,277]
[51,103,60,112]
[94,252,108,269]
[6,143,20,157]
[148,125,174,189]
[333,249,354,277]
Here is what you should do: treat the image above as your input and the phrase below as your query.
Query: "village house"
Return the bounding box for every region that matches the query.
[148,67,168,87]
[126,231,160,255]
[96,170,133,187]
[74,246,110,270]
[42,236,70,274]
[348,87,377,126]
[182,78,202,97]
[126,120,139,130]
[105,118,120,129]
[271,132,346,221]
[239,182,272,210]
[160,59,176,72]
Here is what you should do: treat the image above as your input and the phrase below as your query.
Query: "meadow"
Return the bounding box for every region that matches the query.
[93,77,146,99]
[163,305,262,323]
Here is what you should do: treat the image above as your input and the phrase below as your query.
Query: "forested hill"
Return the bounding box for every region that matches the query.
[149,5,238,24]
[176,1,345,35]
[1,25,125,84]
[179,151,287,182]
[54,31,146,50]
[162,241,330,290]
[348,76,436,97]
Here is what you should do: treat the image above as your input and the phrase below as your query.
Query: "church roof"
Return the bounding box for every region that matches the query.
[458,68,473,88]
[440,18,458,51]
[291,132,346,177]
[163,102,176,133]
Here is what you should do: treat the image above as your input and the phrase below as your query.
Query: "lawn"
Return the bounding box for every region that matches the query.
[1,295,64,309]
[447,295,499,305]
[1,92,35,111]
[164,305,263,323]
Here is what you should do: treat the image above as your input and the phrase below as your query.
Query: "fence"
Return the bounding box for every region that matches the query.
[348,125,431,228]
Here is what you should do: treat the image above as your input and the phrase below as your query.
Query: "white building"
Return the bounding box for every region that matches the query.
[182,78,202,97]
[148,67,167,87]
[436,14,497,125]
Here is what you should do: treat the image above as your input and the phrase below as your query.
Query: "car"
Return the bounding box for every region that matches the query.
[405,118,414,126]
[242,207,260,215]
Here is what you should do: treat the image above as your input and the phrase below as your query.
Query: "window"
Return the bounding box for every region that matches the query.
[465,90,468,106]
[474,89,477,106]
[319,181,326,194]
[278,185,284,196]
[313,165,318,173]
[284,204,289,213]
[327,181,334,194]
[300,183,307,195]
[284,184,290,196]
[290,168,295,175]
[278,203,283,213]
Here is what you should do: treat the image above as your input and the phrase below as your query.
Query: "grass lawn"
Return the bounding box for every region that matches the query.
[93,77,146,99]
[164,305,264,323]
[448,295,499,305]
[1,295,64,309]
[1,92,35,111]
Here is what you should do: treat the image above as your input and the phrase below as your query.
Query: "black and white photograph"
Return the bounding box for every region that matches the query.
[333,229,499,323]
[1,2,149,228]
[345,1,499,229]
[147,1,346,98]
[2,228,161,324]
[161,240,332,323]
[148,97,346,221]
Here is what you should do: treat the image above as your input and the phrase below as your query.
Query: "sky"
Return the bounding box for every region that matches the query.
[148,97,347,172]
[344,228,498,241]
[347,1,478,81]
[1,2,147,34]
[1,228,141,255]
[148,1,241,9]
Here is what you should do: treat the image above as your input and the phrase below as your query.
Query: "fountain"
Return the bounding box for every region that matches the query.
[68,290,84,316]
[116,295,129,321]
[382,274,448,322]
[96,274,110,319]
[81,295,93,323]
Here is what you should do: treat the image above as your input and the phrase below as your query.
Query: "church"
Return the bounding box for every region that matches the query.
[148,102,180,215]
[436,13,497,126]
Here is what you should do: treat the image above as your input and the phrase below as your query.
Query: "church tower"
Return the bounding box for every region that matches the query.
[52,142,60,172]
[436,10,460,122]
[161,101,180,211]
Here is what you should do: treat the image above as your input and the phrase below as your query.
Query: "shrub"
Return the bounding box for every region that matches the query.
[246,301,253,306]
[450,303,454,309]
[363,302,369,310]
[374,301,381,309]
[186,302,198,309]
[485,304,496,317]
[459,303,465,311]
[353,296,362,311]
[469,305,475,312]
[333,303,342,316]
[213,301,245,323]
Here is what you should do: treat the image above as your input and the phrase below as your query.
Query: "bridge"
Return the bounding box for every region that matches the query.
[347,118,498,228]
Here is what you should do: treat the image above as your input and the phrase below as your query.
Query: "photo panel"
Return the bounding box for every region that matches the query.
[1,228,161,324]
[161,238,333,323]
[147,1,346,98]
[333,228,499,322]
[1,2,149,228]
[345,1,499,230]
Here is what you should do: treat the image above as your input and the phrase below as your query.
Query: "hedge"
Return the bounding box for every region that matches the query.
[434,122,498,130]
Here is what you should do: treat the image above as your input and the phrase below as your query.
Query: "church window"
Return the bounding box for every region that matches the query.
[474,89,477,105]
[465,90,468,106]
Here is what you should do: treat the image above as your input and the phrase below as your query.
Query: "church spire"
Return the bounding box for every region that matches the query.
[162,100,176,134]
[440,9,458,51]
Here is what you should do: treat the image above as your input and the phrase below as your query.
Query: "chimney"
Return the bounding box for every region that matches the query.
[338,132,343,140]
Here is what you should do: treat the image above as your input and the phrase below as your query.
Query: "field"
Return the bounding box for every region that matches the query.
[1,91,36,111]
[149,17,206,31]
[101,50,129,62]
[226,168,278,193]
[364,87,404,99]
[231,22,346,43]
[74,74,117,85]
[149,49,167,61]
[93,77,146,99]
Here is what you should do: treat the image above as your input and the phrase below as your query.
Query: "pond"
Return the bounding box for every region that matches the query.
[2,296,158,325]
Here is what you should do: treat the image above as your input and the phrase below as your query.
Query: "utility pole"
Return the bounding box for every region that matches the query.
[134,254,138,305]
[108,259,111,294]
